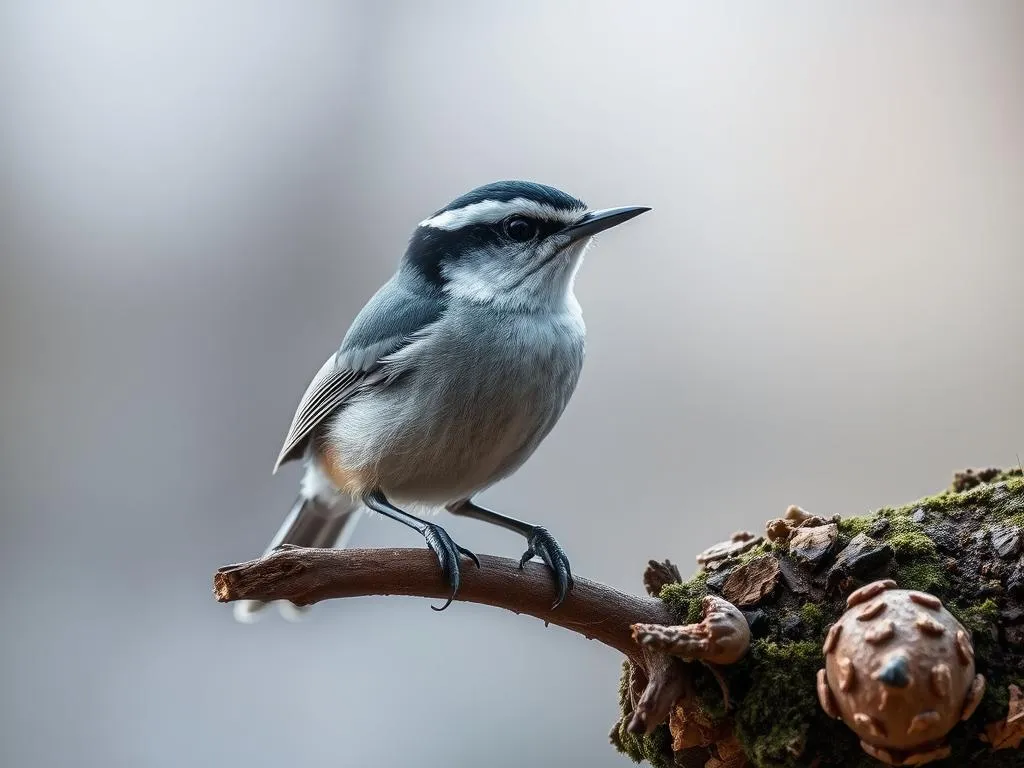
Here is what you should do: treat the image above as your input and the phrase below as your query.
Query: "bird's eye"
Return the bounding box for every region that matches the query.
[503,216,538,242]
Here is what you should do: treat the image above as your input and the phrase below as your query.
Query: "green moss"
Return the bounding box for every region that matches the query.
[612,660,673,767]
[908,475,1022,521]
[958,598,1000,628]
[732,640,853,768]
[614,723,672,767]
[638,724,672,766]
[836,514,872,537]
[949,598,1002,662]
[886,529,936,560]
[659,570,710,624]
[889,559,948,592]
[841,504,948,594]
[875,508,933,554]
[993,478,1024,525]
[799,603,825,634]
[734,640,817,723]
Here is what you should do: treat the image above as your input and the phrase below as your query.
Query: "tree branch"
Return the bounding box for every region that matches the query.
[214,546,673,662]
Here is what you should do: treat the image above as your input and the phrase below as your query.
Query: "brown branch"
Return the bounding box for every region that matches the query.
[214,546,673,662]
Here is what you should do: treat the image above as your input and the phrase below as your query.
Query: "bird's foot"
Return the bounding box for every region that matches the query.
[519,526,574,608]
[422,523,480,612]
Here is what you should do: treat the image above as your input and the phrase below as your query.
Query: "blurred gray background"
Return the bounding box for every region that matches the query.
[1,1,1022,766]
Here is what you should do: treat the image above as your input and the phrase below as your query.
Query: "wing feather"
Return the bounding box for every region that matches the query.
[272,273,443,472]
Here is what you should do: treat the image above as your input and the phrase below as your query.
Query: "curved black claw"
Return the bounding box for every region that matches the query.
[422,523,479,611]
[519,526,574,608]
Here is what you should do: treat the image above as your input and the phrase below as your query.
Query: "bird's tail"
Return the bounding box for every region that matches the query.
[232,494,361,623]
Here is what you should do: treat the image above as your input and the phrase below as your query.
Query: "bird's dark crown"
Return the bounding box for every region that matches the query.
[429,180,586,218]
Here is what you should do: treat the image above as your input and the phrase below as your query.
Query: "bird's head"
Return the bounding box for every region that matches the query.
[402,180,649,310]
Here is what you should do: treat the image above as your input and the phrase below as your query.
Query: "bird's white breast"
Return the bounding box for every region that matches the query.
[324,302,585,504]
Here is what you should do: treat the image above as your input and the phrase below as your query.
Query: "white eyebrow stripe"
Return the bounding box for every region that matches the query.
[418,197,584,230]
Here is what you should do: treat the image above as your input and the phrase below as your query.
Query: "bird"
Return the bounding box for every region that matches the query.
[234,180,649,622]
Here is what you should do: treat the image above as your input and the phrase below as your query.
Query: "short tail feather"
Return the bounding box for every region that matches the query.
[233,494,361,623]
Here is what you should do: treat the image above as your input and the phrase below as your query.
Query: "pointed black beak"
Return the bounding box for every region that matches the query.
[561,205,651,243]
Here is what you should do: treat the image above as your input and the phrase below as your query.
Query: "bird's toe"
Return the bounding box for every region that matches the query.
[520,526,574,608]
[422,523,477,611]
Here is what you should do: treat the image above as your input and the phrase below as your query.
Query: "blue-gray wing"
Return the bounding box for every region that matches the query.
[273,274,443,471]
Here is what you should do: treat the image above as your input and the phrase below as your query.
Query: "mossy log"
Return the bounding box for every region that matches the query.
[611,468,1024,768]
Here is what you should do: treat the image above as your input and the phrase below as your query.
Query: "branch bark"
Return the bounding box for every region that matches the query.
[214,546,672,662]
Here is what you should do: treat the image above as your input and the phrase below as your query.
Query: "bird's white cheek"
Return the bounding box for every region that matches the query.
[442,263,502,303]
[442,257,526,303]
[441,240,590,311]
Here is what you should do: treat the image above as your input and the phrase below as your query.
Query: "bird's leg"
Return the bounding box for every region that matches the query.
[363,490,479,611]
[446,499,574,608]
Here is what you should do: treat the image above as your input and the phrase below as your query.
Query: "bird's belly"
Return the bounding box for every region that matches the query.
[323,322,582,503]
[325,377,548,502]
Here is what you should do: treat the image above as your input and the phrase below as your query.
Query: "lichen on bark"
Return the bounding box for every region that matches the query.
[610,468,1024,767]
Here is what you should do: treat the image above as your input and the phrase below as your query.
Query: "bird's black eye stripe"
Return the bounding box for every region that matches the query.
[500,216,570,242]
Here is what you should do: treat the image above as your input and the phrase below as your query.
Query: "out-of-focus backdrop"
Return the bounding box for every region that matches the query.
[1,2,1021,766]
